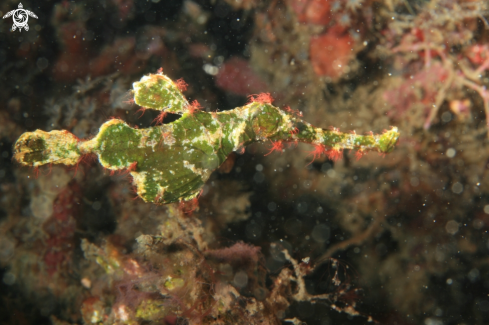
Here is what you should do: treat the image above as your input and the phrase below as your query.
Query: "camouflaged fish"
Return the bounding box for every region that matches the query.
[13,72,399,205]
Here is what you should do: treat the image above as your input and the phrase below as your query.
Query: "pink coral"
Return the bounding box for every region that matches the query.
[215,57,269,96]
[383,63,449,119]
[205,242,261,267]
[290,0,332,25]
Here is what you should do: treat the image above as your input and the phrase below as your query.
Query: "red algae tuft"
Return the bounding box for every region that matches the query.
[310,26,355,80]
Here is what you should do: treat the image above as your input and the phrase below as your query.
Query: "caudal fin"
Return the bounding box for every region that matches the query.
[13,130,81,167]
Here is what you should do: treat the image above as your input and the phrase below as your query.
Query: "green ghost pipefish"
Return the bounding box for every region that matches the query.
[13,72,400,205]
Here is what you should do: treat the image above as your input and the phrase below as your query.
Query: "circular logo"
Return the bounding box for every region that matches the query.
[2,3,38,32]
[13,9,28,28]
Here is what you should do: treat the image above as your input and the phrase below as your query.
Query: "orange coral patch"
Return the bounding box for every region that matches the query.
[310,27,354,80]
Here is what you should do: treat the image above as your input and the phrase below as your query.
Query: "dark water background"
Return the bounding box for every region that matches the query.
[1,1,489,324]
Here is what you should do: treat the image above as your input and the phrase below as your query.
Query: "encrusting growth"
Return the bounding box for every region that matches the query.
[13,71,400,205]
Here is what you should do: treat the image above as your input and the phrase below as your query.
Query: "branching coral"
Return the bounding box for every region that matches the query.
[383,0,489,132]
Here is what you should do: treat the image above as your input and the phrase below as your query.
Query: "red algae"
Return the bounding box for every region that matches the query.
[290,0,332,25]
[215,57,269,96]
[309,25,354,79]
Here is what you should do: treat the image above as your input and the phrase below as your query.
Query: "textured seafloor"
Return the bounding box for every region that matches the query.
[1,1,489,324]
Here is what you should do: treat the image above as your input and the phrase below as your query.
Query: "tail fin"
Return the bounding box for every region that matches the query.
[13,130,81,167]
